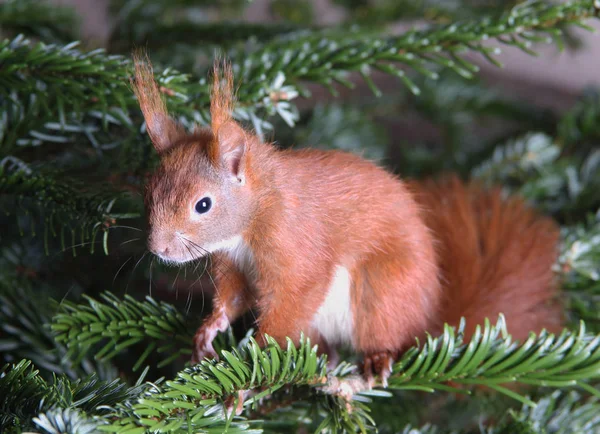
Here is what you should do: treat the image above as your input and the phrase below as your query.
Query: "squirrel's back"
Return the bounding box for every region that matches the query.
[410,176,563,340]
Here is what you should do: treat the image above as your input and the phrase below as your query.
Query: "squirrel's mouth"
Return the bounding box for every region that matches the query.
[154,250,207,266]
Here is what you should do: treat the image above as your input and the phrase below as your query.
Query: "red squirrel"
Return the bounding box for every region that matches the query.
[133,55,563,387]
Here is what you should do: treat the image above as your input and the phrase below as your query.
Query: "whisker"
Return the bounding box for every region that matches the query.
[113,256,133,286]
[126,250,149,294]
[172,265,182,299]
[56,283,76,311]
[182,236,237,278]
[177,235,258,325]
[149,256,155,297]
[185,284,193,315]
[107,225,143,232]
[119,238,141,247]
[55,240,99,255]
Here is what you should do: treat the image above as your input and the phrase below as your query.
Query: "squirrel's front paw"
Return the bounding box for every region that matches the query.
[362,351,395,389]
[191,311,229,364]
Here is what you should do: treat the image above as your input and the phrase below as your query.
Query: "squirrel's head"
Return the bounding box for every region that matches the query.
[132,53,255,265]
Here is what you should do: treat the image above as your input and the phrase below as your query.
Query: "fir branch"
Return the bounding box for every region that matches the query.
[280,103,389,161]
[0,36,262,149]
[0,159,139,255]
[471,133,600,218]
[33,408,99,434]
[0,36,130,115]
[0,360,48,432]
[558,88,600,149]
[52,292,196,369]
[53,293,600,432]
[54,293,600,405]
[46,370,150,417]
[560,212,600,287]
[226,0,600,104]
[110,21,303,54]
[0,276,117,379]
[0,0,79,43]
[560,212,600,332]
[471,133,561,184]
[0,36,130,151]
[387,316,600,404]
[101,335,377,433]
[392,390,600,434]
[3,0,596,145]
[494,390,600,433]
[335,0,523,25]
[106,0,250,55]
[0,359,148,433]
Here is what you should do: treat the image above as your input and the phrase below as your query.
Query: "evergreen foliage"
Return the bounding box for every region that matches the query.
[1,0,600,432]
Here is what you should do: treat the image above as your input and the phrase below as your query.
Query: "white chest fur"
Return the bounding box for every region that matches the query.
[208,235,256,282]
[312,266,354,347]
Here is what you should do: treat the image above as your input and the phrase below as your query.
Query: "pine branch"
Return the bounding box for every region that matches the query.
[52,292,196,370]
[0,159,139,255]
[0,0,79,43]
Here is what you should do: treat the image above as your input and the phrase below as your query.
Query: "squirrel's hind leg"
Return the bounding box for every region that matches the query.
[351,255,440,388]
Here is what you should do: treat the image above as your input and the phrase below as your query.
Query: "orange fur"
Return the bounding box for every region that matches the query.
[136,55,563,378]
[131,50,184,153]
[409,176,563,340]
[210,59,235,136]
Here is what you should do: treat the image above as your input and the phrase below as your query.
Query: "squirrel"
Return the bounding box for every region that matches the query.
[132,55,563,387]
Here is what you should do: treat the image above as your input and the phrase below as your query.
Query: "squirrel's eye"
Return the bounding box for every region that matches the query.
[195,197,212,214]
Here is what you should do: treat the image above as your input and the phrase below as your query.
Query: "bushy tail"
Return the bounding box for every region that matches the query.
[410,176,563,341]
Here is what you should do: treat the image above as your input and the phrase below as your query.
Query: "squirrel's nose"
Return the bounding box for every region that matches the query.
[148,235,170,257]
[156,246,170,256]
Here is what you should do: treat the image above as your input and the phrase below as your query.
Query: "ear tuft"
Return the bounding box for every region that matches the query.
[210,58,235,135]
[131,50,184,153]
[209,58,247,182]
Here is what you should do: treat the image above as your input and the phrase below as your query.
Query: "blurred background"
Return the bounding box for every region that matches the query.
[2,1,600,432]
[54,0,600,105]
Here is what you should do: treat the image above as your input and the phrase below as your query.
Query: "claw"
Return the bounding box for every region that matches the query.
[191,310,229,364]
[362,351,394,388]
[224,390,246,418]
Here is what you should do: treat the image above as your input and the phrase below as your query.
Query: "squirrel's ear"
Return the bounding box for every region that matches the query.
[209,58,246,183]
[216,121,246,183]
[131,51,184,154]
